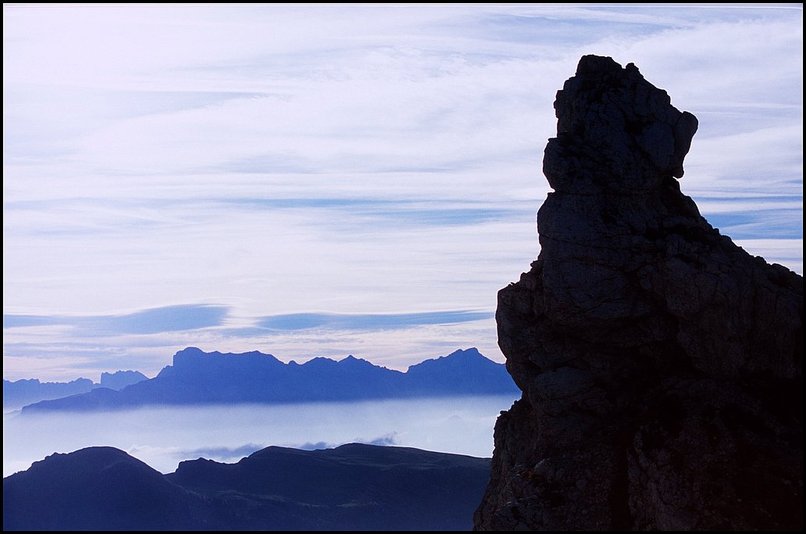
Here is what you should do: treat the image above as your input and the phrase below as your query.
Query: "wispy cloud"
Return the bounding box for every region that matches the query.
[3,4,801,380]
[176,443,264,461]
[3,305,229,335]
[296,433,397,451]
[707,210,803,240]
[256,311,493,332]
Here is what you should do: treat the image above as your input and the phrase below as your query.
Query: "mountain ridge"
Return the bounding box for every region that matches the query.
[3,443,490,531]
[21,347,517,412]
[3,370,148,409]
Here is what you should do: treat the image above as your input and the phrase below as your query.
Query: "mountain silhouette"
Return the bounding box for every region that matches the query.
[405,347,517,395]
[3,370,147,409]
[21,347,516,412]
[3,443,490,531]
[99,370,148,390]
[2,447,209,530]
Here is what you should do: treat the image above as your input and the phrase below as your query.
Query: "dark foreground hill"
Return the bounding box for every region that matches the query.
[3,443,490,531]
[22,347,517,412]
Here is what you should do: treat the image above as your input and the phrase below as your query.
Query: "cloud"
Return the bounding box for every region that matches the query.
[296,433,397,451]
[707,210,803,240]
[3,4,801,380]
[176,443,264,460]
[82,305,229,335]
[365,433,398,447]
[256,311,493,332]
[297,441,333,451]
[3,305,229,335]
[733,239,804,275]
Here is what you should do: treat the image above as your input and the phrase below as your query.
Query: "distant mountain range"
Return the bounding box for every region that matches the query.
[3,370,147,409]
[19,347,517,412]
[3,443,490,531]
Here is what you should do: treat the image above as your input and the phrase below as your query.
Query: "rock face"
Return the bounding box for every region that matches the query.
[474,55,803,530]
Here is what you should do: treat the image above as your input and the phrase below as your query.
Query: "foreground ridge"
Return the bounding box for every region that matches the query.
[474,55,803,530]
[4,444,490,531]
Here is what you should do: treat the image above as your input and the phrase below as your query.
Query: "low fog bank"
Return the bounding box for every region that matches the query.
[3,395,516,476]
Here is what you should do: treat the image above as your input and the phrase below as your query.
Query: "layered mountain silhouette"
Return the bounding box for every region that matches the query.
[21,347,517,412]
[3,443,489,531]
[3,370,147,409]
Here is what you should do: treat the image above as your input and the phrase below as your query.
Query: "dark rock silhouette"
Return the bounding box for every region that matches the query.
[3,370,147,409]
[4,444,489,531]
[474,55,803,530]
[21,347,517,412]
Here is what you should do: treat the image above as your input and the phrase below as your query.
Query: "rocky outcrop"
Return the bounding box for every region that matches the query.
[474,55,803,530]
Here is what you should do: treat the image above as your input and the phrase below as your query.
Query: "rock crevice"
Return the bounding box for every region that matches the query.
[474,55,802,531]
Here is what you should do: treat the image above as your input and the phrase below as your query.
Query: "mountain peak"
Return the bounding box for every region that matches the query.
[407,347,496,373]
[172,346,209,361]
[446,347,482,358]
[170,347,281,366]
[36,446,132,468]
[4,447,205,530]
[99,370,147,390]
[339,354,374,366]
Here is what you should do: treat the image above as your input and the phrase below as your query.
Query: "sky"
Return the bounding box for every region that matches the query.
[3,4,803,381]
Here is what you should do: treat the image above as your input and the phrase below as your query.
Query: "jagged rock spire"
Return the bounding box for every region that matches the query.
[474,55,803,531]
